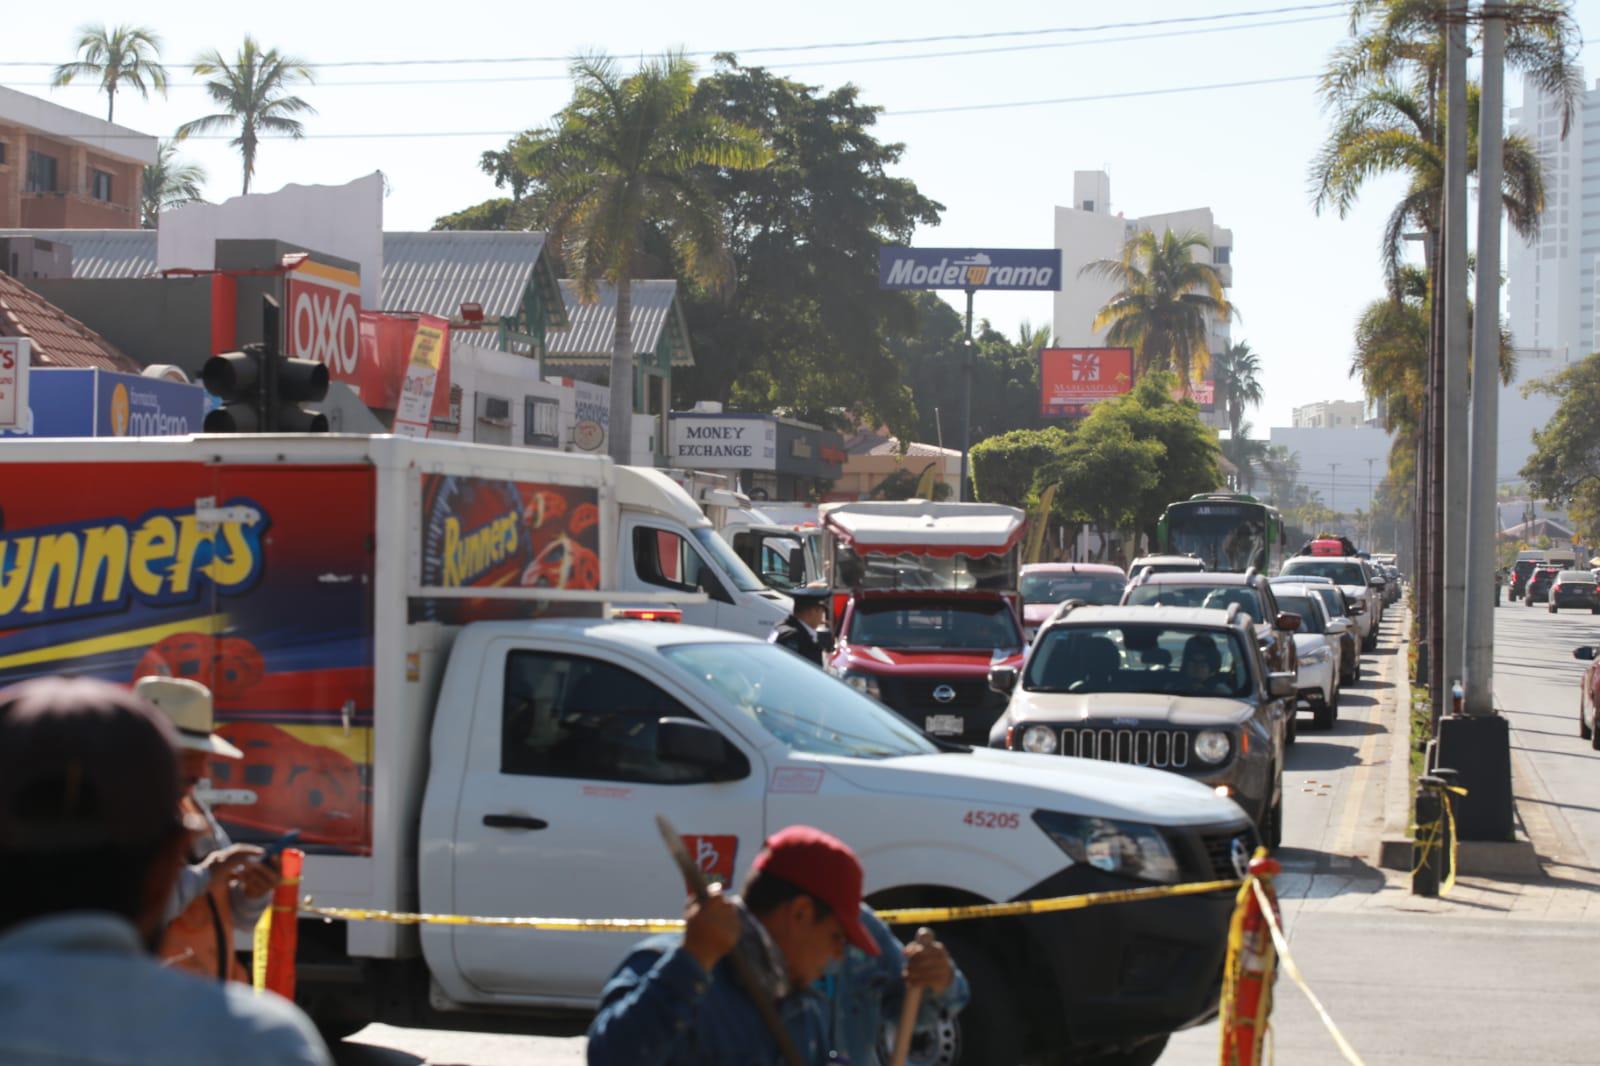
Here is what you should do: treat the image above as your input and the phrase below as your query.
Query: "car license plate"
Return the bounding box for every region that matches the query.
[924,714,965,736]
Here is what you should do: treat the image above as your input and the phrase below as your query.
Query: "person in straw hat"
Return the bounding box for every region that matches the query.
[135,676,280,983]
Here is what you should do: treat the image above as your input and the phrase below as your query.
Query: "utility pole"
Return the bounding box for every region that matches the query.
[1438,0,1471,715]
[1441,1,1515,843]
[959,288,975,502]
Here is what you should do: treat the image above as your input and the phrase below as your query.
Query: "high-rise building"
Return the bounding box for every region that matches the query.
[1291,400,1369,429]
[1052,171,1233,427]
[1503,73,1598,480]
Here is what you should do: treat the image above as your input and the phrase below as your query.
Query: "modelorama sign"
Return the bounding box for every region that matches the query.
[878,247,1063,291]
[1039,347,1135,416]
[670,416,778,471]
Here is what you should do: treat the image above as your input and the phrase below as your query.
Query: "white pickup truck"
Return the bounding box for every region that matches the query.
[0,435,1252,1066]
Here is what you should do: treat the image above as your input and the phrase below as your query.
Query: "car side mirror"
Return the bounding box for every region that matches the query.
[1268,672,1296,699]
[656,717,744,777]
[1576,647,1598,662]
[989,665,1019,695]
[788,546,807,585]
[1276,612,1302,632]
[1347,603,1366,615]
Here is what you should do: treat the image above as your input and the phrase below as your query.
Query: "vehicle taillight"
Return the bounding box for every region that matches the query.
[613,608,683,623]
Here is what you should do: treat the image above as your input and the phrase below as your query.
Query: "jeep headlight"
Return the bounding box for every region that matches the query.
[1194,729,1231,765]
[1031,811,1180,883]
[839,671,882,701]
[1020,724,1058,754]
[1300,645,1331,665]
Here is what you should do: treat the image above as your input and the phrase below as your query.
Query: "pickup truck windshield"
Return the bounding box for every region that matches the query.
[1021,573,1127,606]
[1283,560,1366,586]
[1124,583,1264,622]
[848,599,1022,651]
[663,643,937,759]
[1026,624,1254,699]
[691,527,768,593]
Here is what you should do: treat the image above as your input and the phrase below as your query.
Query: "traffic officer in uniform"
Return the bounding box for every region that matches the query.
[768,588,833,667]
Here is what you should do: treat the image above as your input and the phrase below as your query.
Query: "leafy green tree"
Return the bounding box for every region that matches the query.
[969,427,1072,509]
[1042,425,1162,561]
[671,60,942,434]
[141,140,206,228]
[1211,340,1264,441]
[1521,352,1600,543]
[433,198,525,232]
[51,24,168,123]
[176,38,314,194]
[1221,422,1269,493]
[516,53,770,463]
[898,298,1053,446]
[1080,230,1232,390]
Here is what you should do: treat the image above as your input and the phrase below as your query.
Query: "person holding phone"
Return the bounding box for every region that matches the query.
[135,677,282,983]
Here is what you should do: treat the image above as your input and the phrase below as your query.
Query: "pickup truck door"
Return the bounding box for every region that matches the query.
[433,638,767,1003]
[621,517,731,630]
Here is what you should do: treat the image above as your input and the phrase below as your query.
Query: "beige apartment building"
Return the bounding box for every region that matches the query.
[0,86,156,231]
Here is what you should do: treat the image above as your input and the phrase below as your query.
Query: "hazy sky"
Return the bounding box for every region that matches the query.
[9,0,1598,432]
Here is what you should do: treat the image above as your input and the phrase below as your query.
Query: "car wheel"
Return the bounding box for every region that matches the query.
[1286,712,1298,747]
[1263,780,1284,849]
[938,931,1027,1066]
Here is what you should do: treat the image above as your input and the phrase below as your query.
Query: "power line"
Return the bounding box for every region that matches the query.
[2,14,1344,91]
[0,2,1350,69]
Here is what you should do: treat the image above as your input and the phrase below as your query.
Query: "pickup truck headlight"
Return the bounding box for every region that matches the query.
[1300,645,1331,665]
[1032,811,1181,883]
[1193,729,1231,765]
[1020,724,1058,754]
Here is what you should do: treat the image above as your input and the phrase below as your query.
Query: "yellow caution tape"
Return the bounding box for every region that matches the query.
[251,905,271,992]
[299,878,1242,933]
[1410,784,1468,895]
[1217,859,1277,1066]
[1250,879,1364,1066]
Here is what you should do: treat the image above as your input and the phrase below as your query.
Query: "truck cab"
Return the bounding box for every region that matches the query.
[822,501,1028,745]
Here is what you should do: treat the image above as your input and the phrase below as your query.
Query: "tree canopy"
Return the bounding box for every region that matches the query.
[1521,352,1600,543]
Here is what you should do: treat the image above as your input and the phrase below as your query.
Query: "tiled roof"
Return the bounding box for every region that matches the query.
[547,280,692,367]
[0,272,142,372]
[0,229,158,279]
[381,231,568,329]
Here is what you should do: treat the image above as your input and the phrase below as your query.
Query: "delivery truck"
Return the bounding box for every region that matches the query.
[0,435,1254,1065]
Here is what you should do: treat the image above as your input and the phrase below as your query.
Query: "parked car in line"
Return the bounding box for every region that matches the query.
[1268,576,1360,684]
[1270,585,1341,729]
[1510,558,1543,601]
[1121,569,1300,681]
[1574,644,1600,750]
[1549,570,1600,614]
[1019,562,1129,642]
[1279,556,1381,651]
[1126,554,1207,581]
[990,604,1292,847]
[1526,566,1561,606]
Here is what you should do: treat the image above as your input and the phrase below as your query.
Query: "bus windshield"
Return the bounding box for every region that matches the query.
[1163,503,1268,572]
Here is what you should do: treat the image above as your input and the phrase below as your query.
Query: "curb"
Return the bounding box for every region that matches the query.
[1377,607,1415,872]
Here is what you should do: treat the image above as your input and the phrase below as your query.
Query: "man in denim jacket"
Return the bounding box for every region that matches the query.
[587,826,879,1066]
[819,908,969,1065]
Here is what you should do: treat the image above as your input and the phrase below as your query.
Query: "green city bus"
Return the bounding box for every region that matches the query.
[1155,493,1287,574]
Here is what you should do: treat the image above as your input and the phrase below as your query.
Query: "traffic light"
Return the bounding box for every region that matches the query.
[200,294,330,433]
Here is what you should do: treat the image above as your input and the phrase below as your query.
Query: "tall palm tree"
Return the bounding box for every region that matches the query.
[1221,421,1269,493]
[141,141,207,227]
[51,24,168,124]
[1211,340,1265,441]
[1080,229,1233,390]
[517,53,770,464]
[176,38,314,195]
[1017,320,1054,352]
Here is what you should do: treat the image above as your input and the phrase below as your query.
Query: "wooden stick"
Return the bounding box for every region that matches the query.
[889,984,924,1066]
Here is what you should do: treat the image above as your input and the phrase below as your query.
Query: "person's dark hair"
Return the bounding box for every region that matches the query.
[742,869,833,921]
[0,842,174,931]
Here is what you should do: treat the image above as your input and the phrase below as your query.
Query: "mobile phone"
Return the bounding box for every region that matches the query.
[259,830,301,861]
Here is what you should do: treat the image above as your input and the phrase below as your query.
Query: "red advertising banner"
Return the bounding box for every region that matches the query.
[357,312,453,419]
[1040,347,1135,416]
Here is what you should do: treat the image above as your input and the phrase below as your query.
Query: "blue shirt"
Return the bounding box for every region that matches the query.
[0,911,331,1066]
[818,909,971,1066]
[587,933,829,1066]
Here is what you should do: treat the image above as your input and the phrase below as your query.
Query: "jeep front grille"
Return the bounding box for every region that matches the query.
[1061,727,1190,769]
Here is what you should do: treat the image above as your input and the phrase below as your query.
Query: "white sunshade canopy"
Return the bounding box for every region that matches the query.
[822,501,1026,554]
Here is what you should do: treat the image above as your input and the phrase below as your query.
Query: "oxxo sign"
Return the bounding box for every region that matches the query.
[286,262,362,378]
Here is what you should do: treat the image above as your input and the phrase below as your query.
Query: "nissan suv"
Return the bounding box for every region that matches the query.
[989,604,1294,847]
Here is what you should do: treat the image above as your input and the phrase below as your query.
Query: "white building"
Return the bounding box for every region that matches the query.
[1291,400,1368,429]
[1052,170,1233,426]
[1267,426,1392,515]
[1504,73,1599,481]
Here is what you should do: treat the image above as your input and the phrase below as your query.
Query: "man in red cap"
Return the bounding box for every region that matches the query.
[588,824,877,1065]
